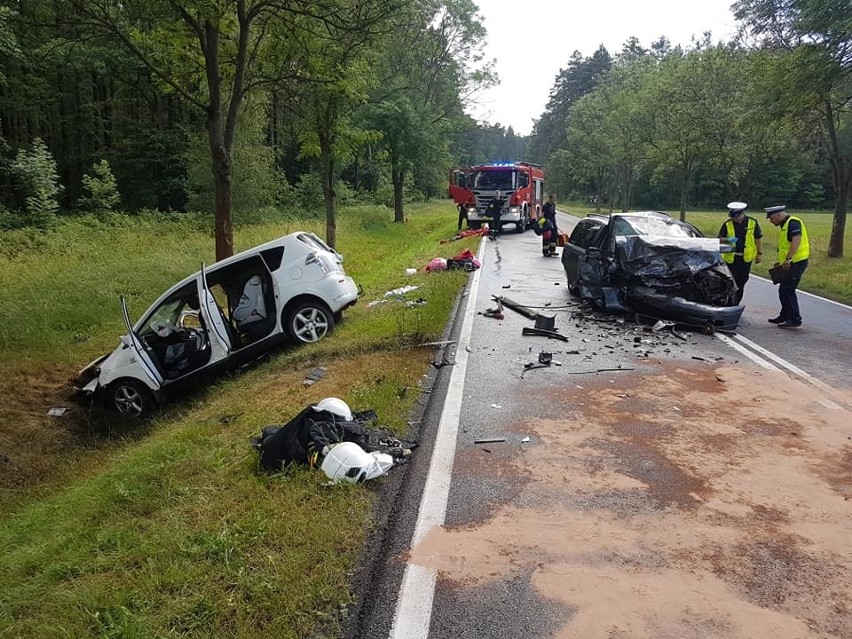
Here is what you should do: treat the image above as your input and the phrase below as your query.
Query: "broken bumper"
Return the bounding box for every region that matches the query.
[626,289,744,331]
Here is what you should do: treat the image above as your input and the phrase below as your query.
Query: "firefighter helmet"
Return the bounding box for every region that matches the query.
[314,397,353,421]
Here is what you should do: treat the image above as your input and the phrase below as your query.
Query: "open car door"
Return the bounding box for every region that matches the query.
[198,264,234,359]
[120,296,164,390]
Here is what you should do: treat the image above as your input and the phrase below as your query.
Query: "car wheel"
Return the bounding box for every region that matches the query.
[109,379,155,417]
[286,300,335,344]
[568,280,580,296]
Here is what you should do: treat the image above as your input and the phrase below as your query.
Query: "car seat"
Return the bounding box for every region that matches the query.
[232,274,274,341]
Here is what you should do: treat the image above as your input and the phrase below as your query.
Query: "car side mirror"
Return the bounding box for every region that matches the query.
[120,334,131,348]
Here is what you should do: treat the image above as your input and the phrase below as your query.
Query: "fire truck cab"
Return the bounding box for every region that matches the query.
[449,162,545,233]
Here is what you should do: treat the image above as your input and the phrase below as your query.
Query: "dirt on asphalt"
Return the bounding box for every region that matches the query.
[408,362,852,638]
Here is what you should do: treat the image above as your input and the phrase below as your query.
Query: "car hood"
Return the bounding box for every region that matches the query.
[615,235,723,282]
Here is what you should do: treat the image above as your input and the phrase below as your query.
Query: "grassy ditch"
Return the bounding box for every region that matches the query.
[0,202,476,638]
[564,205,852,305]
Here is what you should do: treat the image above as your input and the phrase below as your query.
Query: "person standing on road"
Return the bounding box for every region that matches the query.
[457,199,471,232]
[486,190,505,240]
[540,193,558,257]
[717,201,763,305]
[765,205,809,329]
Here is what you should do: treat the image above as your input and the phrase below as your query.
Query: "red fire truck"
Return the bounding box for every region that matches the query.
[449,161,545,232]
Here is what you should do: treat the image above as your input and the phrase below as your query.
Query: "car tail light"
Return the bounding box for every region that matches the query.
[307,252,342,275]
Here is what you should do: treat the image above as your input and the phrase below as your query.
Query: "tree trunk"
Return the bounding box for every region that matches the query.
[321,134,337,249]
[211,144,234,261]
[392,151,404,223]
[827,161,850,258]
[679,162,692,222]
[825,101,849,258]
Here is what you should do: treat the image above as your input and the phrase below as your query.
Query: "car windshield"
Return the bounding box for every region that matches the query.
[138,285,198,336]
[611,215,700,239]
[470,170,514,191]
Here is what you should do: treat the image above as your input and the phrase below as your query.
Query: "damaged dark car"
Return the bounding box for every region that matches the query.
[562,211,744,331]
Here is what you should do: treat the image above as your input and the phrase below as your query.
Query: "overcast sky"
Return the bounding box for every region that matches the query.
[469,0,740,136]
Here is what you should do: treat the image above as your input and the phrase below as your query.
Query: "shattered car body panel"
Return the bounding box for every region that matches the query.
[566,212,744,331]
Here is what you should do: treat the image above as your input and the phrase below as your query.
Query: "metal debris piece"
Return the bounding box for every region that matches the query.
[493,295,539,320]
[534,314,556,331]
[475,437,507,444]
[306,367,326,380]
[564,367,635,375]
[521,361,550,378]
[522,327,569,341]
[521,436,531,443]
[47,406,67,417]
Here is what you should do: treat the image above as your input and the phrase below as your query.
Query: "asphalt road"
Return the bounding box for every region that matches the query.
[346,213,852,639]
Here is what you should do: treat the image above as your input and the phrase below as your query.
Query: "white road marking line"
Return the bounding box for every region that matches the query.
[732,333,834,392]
[720,333,846,410]
[388,238,485,639]
[751,275,852,311]
[715,333,779,371]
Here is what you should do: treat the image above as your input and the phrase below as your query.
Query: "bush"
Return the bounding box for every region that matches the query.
[80,159,121,216]
[10,138,61,228]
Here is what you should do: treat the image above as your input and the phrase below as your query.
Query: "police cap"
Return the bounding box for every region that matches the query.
[727,201,747,216]
[764,205,787,218]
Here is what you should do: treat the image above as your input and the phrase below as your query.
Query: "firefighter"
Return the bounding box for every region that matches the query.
[486,190,505,240]
[717,201,763,305]
[765,205,809,328]
[540,193,558,256]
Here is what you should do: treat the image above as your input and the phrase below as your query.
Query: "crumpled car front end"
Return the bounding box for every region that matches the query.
[579,235,744,331]
[73,353,109,398]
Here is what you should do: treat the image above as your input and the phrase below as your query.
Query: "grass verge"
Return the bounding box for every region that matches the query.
[0,202,476,638]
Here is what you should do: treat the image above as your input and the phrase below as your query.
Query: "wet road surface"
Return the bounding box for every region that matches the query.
[350,218,852,639]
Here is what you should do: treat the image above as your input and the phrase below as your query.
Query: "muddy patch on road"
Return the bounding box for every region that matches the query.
[410,363,852,638]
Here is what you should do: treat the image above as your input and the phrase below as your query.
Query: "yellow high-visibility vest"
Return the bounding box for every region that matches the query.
[722,218,757,263]
[777,215,810,264]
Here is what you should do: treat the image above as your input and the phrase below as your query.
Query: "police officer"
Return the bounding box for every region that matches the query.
[765,205,809,328]
[717,201,763,305]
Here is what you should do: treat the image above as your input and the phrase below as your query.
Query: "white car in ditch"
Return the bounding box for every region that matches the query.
[74,232,359,417]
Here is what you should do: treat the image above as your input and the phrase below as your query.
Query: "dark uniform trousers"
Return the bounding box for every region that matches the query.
[728,255,752,305]
[778,259,808,323]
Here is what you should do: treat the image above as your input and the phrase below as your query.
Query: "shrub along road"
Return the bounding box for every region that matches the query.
[349,222,852,639]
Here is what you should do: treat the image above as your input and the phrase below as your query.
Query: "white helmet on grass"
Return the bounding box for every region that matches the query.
[314,397,353,421]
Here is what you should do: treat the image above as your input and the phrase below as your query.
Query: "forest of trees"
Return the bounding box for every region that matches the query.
[529,0,850,257]
[0,0,849,257]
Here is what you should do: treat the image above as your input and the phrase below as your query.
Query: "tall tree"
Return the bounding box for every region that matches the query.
[734,0,852,257]
[528,46,612,163]
[365,0,493,222]
[72,0,279,260]
[277,0,403,247]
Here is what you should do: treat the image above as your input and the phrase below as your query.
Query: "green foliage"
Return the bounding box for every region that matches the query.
[528,46,613,164]
[9,138,61,228]
[0,202,480,638]
[80,160,121,216]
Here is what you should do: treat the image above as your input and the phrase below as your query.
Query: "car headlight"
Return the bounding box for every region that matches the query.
[509,206,520,213]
